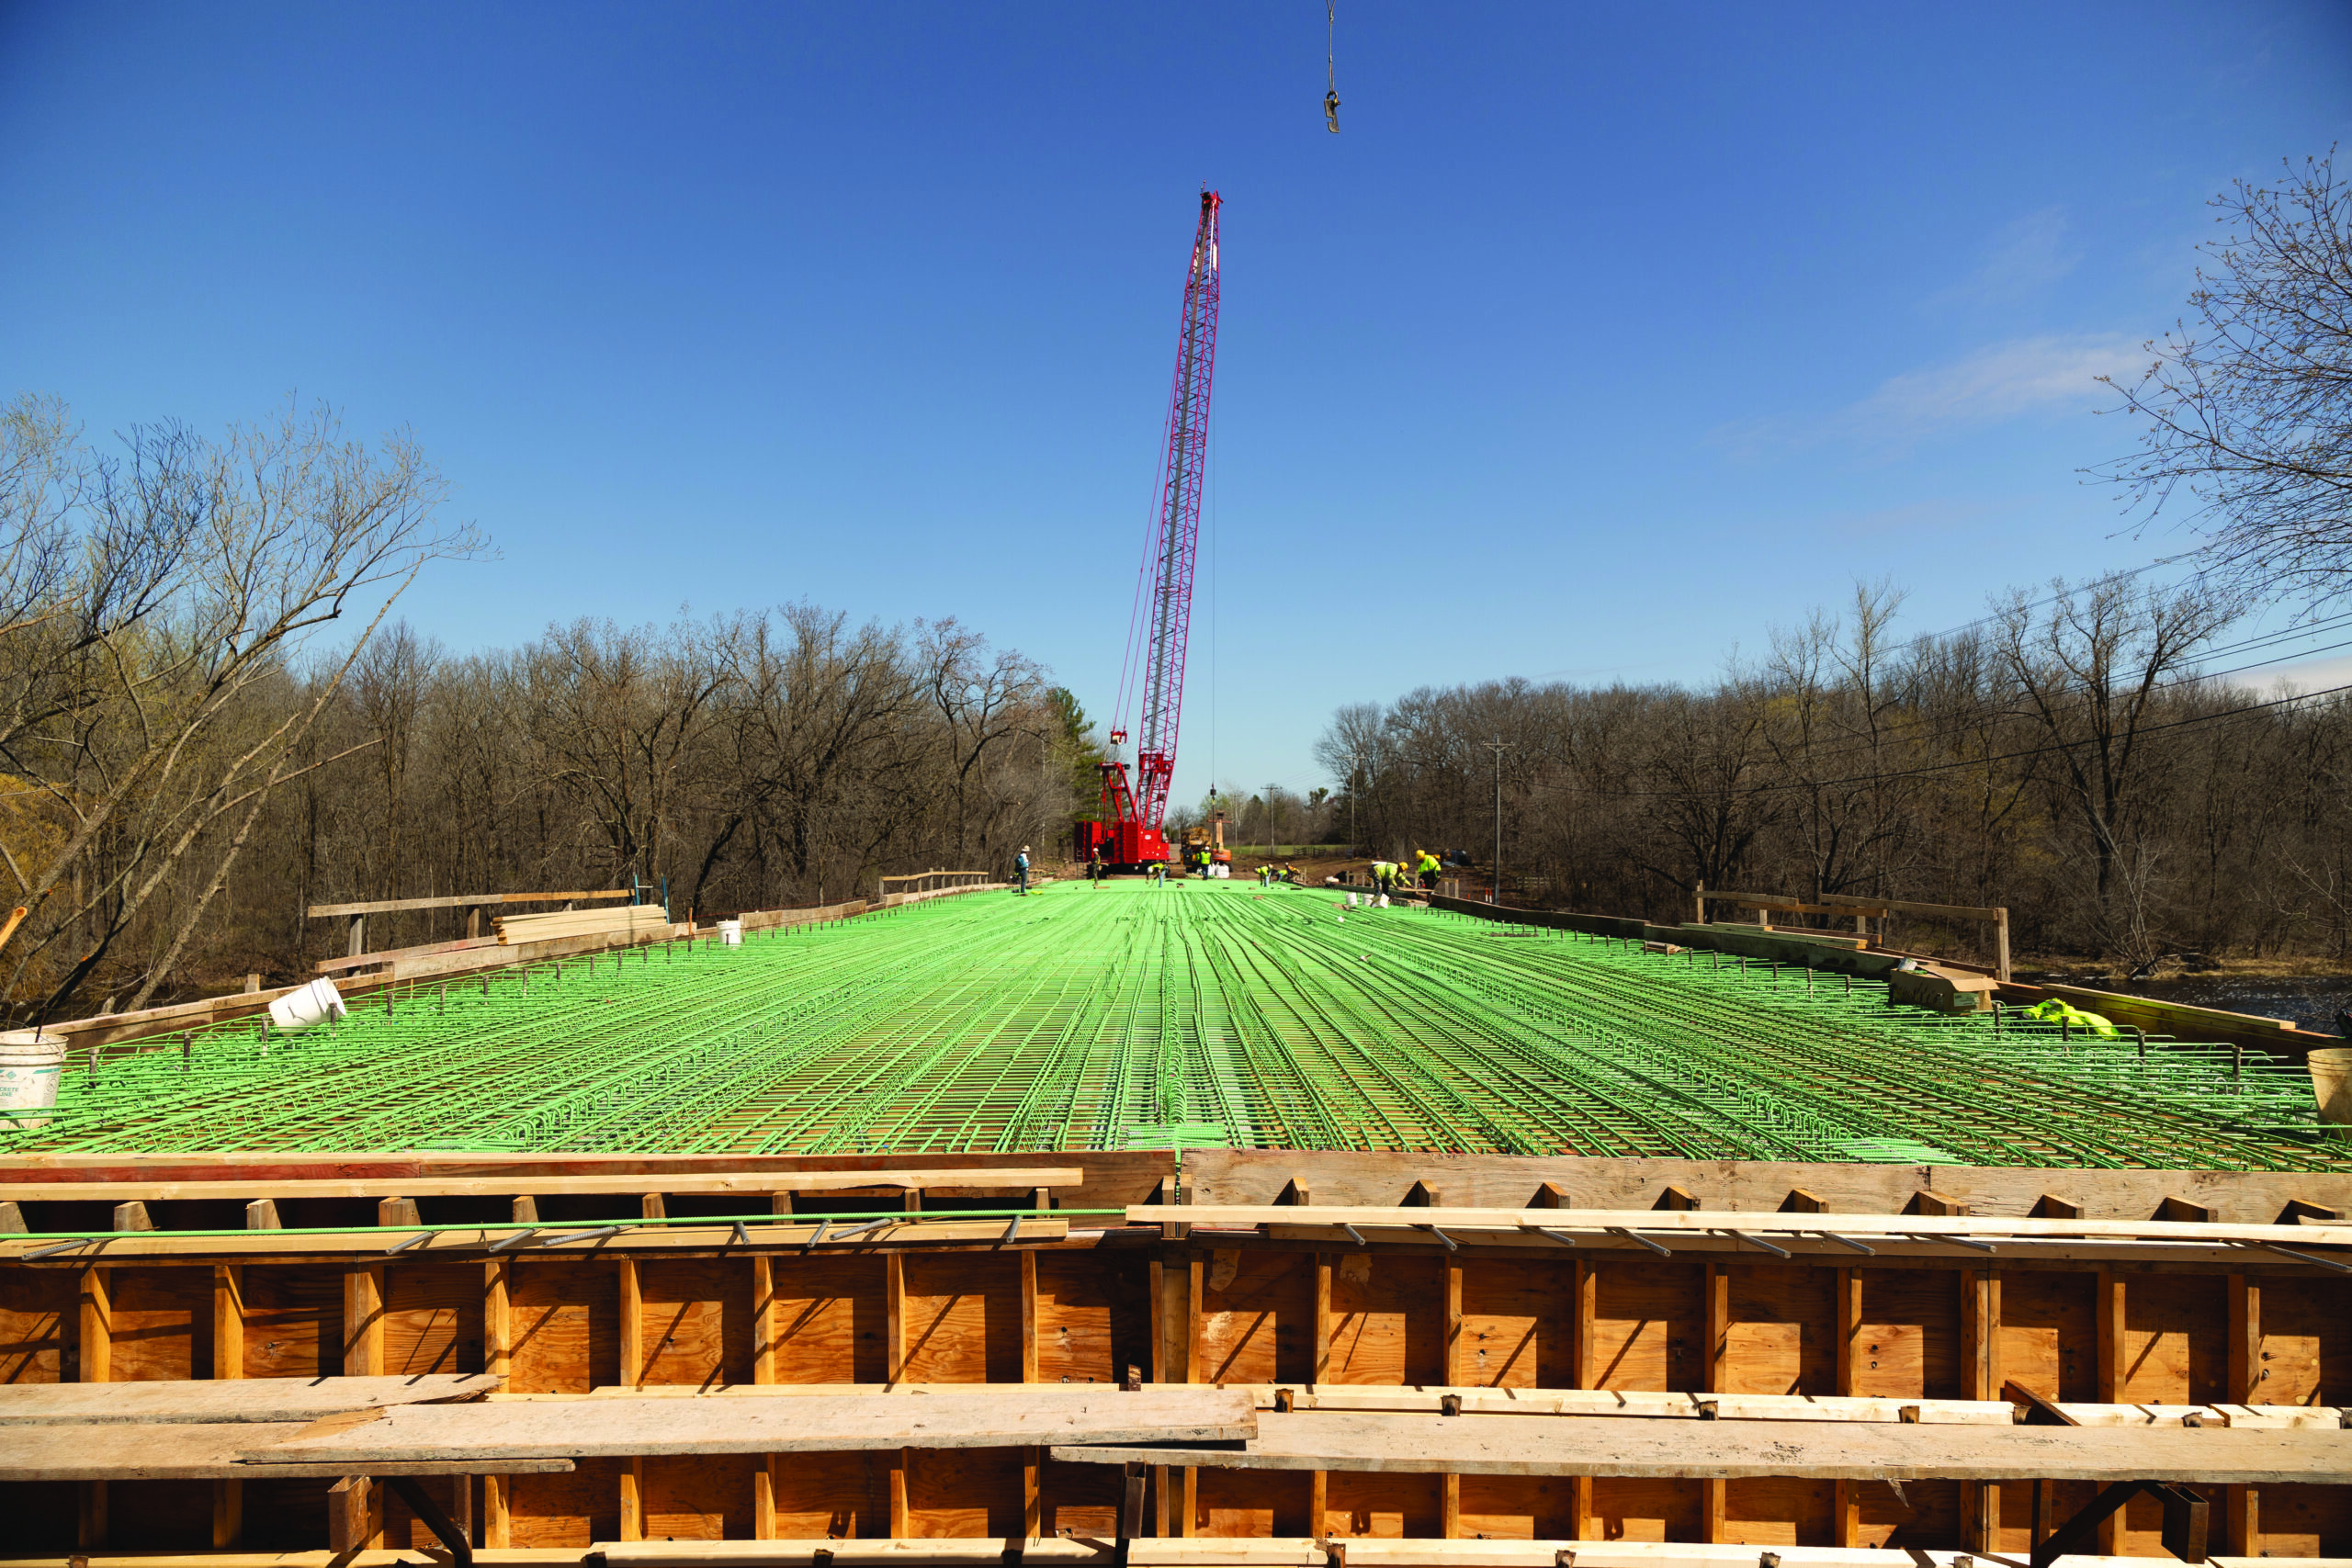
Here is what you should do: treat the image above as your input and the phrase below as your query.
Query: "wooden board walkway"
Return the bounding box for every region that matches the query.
[240,1388,1257,1463]
[1051,1410,2352,1484]
[0,1372,498,1424]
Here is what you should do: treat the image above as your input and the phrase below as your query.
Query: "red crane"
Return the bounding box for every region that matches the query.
[1079,189,1222,873]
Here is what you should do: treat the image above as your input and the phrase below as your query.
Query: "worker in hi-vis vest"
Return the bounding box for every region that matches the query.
[1416,850,1440,891]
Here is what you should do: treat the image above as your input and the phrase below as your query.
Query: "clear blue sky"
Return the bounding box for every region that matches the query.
[6,2,2350,810]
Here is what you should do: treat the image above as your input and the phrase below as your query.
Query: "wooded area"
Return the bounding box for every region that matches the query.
[0,397,1082,1020]
[1319,579,2352,968]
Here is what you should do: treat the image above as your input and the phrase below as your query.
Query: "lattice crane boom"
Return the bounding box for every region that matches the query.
[1080,189,1222,873]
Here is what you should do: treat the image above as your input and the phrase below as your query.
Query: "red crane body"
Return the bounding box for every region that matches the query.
[1079,190,1221,872]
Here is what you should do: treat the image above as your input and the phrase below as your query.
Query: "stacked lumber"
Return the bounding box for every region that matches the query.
[492,902,671,944]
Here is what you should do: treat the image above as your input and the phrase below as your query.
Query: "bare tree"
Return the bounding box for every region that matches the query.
[2098,151,2352,607]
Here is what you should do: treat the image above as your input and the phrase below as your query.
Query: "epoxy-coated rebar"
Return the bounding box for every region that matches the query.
[4,883,2340,1169]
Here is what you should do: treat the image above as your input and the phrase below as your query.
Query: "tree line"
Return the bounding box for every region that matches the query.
[1317,577,2352,968]
[0,396,1082,1020]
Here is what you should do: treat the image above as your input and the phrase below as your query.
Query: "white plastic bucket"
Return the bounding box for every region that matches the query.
[0,1029,66,1132]
[718,919,743,947]
[2311,1047,2352,1136]
[1346,892,1358,908]
[267,976,347,1032]
[1377,894,1389,909]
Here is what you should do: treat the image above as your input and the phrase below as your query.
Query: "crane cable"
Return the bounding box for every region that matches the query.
[1325,2,1340,131]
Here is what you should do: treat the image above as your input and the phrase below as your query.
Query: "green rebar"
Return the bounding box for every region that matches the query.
[3,882,2339,1170]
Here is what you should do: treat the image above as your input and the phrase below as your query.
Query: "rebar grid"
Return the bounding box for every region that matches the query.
[5,883,2340,1168]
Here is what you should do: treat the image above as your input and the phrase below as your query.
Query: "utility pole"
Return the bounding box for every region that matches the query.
[1484,739,1513,904]
[1266,783,1279,865]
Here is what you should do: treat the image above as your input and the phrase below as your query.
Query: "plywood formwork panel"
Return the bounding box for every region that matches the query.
[1040,1456,1124,1538]
[106,1267,214,1382]
[380,1472,469,1551]
[638,1258,754,1390]
[511,1259,619,1393]
[1722,1477,1833,1546]
[1851,1270,1960,1399]
[1195,1467,1309,1537]
[902,1446,1024,1538]
[1456,1258,1576,1389]
[1996,1269,2095,1402]
[1325,1253,1443,1386]
[382,1261,484,1378]
[769,1256,888,1385]
[2260,1483,2352,1557]
[1853,1477,1961,1550]
[2256,1277,2352,1405]
[1456,1473,1578,1540]
[2123,1269,2227,1404]
[1325,1471,1442,1539]
[901,1254,1021,1384]
[1717,1264,1834,1396]
[1590,1477,1700,1542]
[766,1450,888,1539]
[1036,1250,1148,1386]
[1589,1261,1702,1392]
[509,1458,625,1547]
[0,1267,72,1383]
[239,1265,338,1381]
[1200,1248,1313,1385]
[645,1451,759,1540]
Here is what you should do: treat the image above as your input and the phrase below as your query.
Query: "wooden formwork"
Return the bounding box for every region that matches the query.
[1,1149,2347,1562]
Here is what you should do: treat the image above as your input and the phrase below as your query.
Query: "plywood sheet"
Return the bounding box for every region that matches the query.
[1852,1269,1958,1400]
[1719,1264,1832,1397]
[1458,1472,1577,1539]
[241,1263,340,1380]
[1324,1470,1440,1537]
[1193,1465,1309,1538]
[510,1455,626,1547]
[1037,1250,1148,1386]
[1458,1258,1575,1390]
[902,1253,1020,1384]
[770,1254,888,1384]
[2124,1270,2225,1404]
[769,1450,888,1539]
[646,1450,758,1540]
[1722,1475,1832,1546]
[0,1267,71,1383]
[2259,1277,2352,1407]
[904,1444,1023,1538]
[384,1261,487,1378]
[640,1257,753,1390]
[1589,1260,1701,1393]
[512,1258,619,1393]
[106,1265,212,1382]
[1589,1476,1697,1541]
[1997,1269,2093,1403]
[1199,1248,1313,1386]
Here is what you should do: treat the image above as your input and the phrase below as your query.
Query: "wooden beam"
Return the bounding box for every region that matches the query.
[1835,1267,1860,1548]
[2227,1272,2258,1555]
[79,1265,109,1384]
[618,1258,643,1390]
[885,1252,906,1387]
[213,1261,247,1551]
[2096,1269,2122,1555]
[0,1166,1088,1205]
[755,1453,777,1540]
[1443,1258,1464,1386]
[752,1255,777,1386]
[309,889,632,919]
[1020,1250,1039,1385]
[620,1455,643,1540]
[344,1266,383,1377]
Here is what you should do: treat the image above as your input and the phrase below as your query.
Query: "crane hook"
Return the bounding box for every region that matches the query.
[1324,0,1340,132]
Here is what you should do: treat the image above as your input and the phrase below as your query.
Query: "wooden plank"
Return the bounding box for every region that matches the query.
[1179,1150,2352,1220]
[0,1216,1069,1260]
[241,1387,1257,1462]
[1048,1409,2352,1483]
[0,1421,574,1480]
[0,1371,500,1424]
[1146,1202,2352,1247]
[0,1166,1083,1204]
[310,890,631,919]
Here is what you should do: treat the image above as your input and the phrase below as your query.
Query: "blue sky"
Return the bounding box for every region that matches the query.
[6,2,2351,810]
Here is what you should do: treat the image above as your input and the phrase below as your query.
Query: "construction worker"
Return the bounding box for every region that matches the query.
[1281,862,1299,885]
[1416,849,1440,892]
[1370,860,1396,897]
[1088,847,1103,888]
[1015,846,1031,897]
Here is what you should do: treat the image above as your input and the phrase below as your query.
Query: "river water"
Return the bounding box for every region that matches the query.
[2050,973,2352,1036]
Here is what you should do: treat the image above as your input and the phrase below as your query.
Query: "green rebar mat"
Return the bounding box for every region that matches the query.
[7,882,2342,1170]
